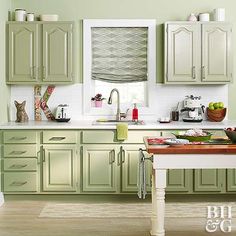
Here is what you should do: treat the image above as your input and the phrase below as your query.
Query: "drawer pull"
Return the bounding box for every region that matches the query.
[10,181,27,186]
[109,150,115,164]
[49,137,66,141]
[9,151,27,155]
[9,164,27,169]
[10,137,27,141]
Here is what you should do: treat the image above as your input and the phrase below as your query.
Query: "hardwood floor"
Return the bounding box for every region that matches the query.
[0,195,235,236]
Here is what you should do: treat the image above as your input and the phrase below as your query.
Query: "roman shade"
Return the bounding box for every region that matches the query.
[91,27,148,83]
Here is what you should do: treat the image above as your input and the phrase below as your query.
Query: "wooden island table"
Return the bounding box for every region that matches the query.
[144,138,236,236]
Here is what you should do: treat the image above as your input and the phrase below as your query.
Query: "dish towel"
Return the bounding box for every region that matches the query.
[137,149,147,199]
[116,123,128,141]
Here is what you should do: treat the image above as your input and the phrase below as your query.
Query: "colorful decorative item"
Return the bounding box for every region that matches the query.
[91,93,106,107]
[14,100,29,123]
[34,85,42,121]
[40,85,55,120]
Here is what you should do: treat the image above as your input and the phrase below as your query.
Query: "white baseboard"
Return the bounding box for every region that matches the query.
[0,192,4,207]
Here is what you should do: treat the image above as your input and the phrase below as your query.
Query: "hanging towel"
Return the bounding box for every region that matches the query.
[137,149,147,199]
[116,123,128,141]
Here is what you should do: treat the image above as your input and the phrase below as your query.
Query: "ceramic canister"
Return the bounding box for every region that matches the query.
[15,9,26,21]
[27,13,34,21]
[199,13,210,22]
[213,8,225,21]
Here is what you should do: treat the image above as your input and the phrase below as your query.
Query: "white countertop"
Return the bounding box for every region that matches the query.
[0,120,236,130]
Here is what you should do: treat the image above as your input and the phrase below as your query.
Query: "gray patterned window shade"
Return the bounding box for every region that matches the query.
[92,27,148,83]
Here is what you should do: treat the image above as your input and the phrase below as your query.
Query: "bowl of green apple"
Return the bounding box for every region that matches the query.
[207,102,226,122]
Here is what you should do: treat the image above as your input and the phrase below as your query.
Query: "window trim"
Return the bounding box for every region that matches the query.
[83,19,156,116]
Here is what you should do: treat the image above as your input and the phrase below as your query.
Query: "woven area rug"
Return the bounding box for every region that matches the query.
[39,202,236,218]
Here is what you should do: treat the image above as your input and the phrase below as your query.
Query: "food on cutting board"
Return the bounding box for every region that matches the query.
[208,102,224,110]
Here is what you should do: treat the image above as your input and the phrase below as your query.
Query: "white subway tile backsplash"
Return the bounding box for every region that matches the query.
[10,84,228,121]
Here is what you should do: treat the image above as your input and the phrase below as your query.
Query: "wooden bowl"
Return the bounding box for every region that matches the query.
[206,107,227,122]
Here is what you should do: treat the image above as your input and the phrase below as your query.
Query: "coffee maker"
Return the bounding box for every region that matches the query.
[181,95,205,122]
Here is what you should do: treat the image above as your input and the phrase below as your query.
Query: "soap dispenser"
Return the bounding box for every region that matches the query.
[132,103,138,121]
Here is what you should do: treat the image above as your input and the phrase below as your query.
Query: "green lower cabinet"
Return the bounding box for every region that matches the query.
[121,145,151,193]
[42,145,76,192]
[166,169,192,192]
[82,145,117,192]
[227,169,236,192]
[194,169,225,192]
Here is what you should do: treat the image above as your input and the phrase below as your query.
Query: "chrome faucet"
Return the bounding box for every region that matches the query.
[108,88,129,121]
[108,88,121,121]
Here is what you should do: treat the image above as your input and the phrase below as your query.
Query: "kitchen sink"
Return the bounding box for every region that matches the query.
[92,119,145,125]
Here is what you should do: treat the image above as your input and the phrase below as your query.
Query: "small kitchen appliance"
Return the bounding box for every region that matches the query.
[181,95,205,122]
[55,104,71,122]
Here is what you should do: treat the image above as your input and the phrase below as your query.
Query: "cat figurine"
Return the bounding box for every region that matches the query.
[15,100,29,123]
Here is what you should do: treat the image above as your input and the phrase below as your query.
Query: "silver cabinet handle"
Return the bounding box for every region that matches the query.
[192,66,196,79]
[30,66,34,78]
[37,150,41,164]
[202,66,206,80]
[121,149,125,164]
[10,181,27,186]
[109,150,115,164]
[42,149,46,162]
[49,137,66,141]
[43,66,46,79]
[9,151,26,155]
[9,164,27,169]
[10,136,27,140]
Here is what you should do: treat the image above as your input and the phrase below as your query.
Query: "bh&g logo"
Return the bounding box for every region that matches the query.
[206,206,232,233]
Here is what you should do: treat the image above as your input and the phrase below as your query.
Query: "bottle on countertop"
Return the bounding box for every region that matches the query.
[132,103,138,122]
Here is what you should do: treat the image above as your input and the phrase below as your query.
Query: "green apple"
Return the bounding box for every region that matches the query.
[208,102,214,107]
[213,102,220,109]
[209,105,215,110]
[218,102,224,109]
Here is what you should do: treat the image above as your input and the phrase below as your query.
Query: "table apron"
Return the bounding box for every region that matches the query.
[153,154,236,169]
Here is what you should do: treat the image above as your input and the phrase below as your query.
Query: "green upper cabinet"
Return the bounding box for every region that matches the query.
[202,24,232,83]
[165,22,232,84]
[42,24,73,83]
[7,22,74,85]
[165,24,200,83]
[8,24,38,83]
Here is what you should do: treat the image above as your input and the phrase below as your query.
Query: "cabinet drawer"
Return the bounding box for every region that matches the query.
[3,131,37,144]
[82,130,161,144]
[4,158,37,171]
[4,172,37,192]
[4,145,37,157]
[43,131,77,144]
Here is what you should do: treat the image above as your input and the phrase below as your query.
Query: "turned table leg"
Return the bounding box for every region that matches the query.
[150,169,167,236]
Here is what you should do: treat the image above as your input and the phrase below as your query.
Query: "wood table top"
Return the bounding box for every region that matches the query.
[144,137,236,154]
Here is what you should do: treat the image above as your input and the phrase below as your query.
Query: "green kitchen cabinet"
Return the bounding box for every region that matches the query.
[8,23,38,83]
[194,169,225,192]
[165,22,232,84]
[82,145,117,192]
[42,23,73,83]
[165,23,200,83]
[202,24,232,83]
[227,169,236,192]
[42,145,76,192]
[7,22,74,84]
[121,145,152,193]
[166,169,192,192]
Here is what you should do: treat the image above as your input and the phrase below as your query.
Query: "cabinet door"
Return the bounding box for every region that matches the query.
[8,24,38,82]
[82,145,117,192]
[43,145,76,191]
[166,24,200,83]
[227,169,236,192]
[43,23,73,83]
[202,24,232,82]
[121,145,152,193]
[166,169,192,192]
[194,169,224,192]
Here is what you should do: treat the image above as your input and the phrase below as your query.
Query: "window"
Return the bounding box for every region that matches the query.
[83,19,156,116]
